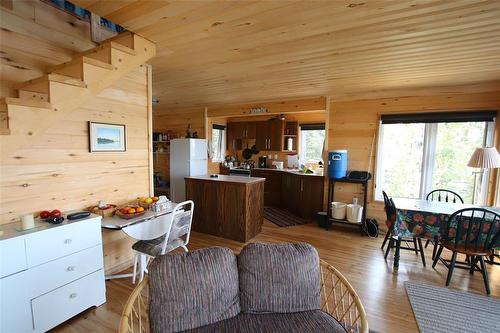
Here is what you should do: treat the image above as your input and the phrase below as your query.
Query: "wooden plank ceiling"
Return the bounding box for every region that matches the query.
[72,0,500,108]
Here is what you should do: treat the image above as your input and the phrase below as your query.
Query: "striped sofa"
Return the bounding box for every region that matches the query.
[146,243,358,333]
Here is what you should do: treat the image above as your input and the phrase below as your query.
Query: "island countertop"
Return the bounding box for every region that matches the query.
[185,174,265,184]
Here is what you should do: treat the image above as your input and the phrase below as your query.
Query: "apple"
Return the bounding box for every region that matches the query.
[152,197,159,202]
[50,209,62,218]
[40,210,50,219]
[120,208,129,215]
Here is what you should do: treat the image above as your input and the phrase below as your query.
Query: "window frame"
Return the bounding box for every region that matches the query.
[211,124,226,163]
[374,118,495,204]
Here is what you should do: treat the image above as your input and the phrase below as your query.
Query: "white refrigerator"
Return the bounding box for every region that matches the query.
[170,138,208,202]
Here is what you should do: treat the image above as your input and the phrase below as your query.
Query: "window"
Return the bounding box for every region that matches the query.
[211,124,225,162]
[375,111,496,204]
[300,123,325,164]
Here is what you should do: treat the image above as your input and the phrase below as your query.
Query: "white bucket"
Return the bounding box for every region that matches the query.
[330,202,346,220]
[346,204,363,223]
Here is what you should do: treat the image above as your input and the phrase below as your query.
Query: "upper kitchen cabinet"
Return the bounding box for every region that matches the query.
[256,119,283,151]
[227,122,257,150]
[245,121,257,139]
[226,122,242,150]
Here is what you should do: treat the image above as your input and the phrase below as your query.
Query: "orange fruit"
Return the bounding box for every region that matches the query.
[127,208,136,214]
[136,207,145,213]
[152,196,159,202]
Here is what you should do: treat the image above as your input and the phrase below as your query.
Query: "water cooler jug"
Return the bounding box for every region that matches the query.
[328,150,348,179]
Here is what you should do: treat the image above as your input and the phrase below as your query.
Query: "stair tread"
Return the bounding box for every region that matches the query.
[108,41,136,55]
[14,73,87,91]
[1,97,52,109]
[50,56,113,74]
[82,56,114,70]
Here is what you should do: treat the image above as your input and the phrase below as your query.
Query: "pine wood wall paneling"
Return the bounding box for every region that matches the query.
[0,67,151,274]
[329,90,500,227]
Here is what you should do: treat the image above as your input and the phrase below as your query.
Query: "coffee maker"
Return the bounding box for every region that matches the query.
[258,156,267,168]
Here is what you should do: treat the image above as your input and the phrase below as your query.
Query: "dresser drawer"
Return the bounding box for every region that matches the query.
[32,269,106,333]
[28,245,104,297]
[25,218,101,267]
[0,236,27,278]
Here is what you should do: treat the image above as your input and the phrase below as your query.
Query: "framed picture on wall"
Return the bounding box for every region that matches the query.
[88,122,126,152]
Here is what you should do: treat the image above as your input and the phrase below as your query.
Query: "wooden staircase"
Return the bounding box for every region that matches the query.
[0,32,155,158]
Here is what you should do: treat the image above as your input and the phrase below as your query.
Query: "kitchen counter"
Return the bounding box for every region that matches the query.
[252,167,324,177]
[185,174,265,184]
[185,175,264,242]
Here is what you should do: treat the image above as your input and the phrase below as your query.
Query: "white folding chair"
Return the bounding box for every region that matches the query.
[130,200,194,283]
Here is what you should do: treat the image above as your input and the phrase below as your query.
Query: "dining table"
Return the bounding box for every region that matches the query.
[101,201,178,280]
[391,198,500,269]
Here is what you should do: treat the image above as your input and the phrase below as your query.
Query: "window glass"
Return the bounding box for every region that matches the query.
[378,123,425,199]
[211,128,225,162]
[432,122,485,204]
[375,120,493,204]
[300,129,325,163]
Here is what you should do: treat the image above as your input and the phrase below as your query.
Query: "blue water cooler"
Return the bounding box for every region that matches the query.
[328,150,348,179]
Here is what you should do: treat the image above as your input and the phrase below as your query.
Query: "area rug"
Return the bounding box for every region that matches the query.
[405,281,500,333]
[263,206,309,227]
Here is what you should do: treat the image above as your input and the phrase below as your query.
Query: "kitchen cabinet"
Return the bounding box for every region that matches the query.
[227,122,242,150]
[300,176,325,219]
[251,169,282,206]
[281,171,324,220]
[227,122,257,150]
[245,121,256,139]
[256,119,283,151]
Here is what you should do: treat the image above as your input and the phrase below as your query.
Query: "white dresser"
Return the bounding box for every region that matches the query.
[0,214,106,333]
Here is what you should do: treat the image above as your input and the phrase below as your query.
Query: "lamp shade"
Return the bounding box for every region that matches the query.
[467,147,500,169]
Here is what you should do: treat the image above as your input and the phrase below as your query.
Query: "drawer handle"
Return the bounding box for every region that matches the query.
[69,293,77,299]
[66,266,75,272]
[64,239,72,244]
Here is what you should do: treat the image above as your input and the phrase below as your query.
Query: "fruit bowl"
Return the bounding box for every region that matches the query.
[115,206,146,219]
[138,197,160,209]
[89,204,117,218]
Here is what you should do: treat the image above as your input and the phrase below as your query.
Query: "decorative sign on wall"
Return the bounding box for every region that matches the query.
[88,122,126,152]
[249,107,268,114]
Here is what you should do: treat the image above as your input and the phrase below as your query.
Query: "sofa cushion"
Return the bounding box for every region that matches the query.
[181,310,348,333]
[149,247,240,333]
[238,242,320,313]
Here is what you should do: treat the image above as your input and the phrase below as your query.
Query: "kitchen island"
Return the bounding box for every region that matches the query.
[185,175,265,242]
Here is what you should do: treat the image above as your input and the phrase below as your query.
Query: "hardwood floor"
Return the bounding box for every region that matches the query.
[52,220,499,333]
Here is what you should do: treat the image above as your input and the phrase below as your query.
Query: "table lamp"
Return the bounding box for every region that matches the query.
[467,147,500,204]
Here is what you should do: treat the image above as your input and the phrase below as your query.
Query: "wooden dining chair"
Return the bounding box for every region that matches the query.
[424,189,464,253]
[432,208,500,294]
[382,191,426,267]
[381,191,395,251]
[425,189,464,204]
